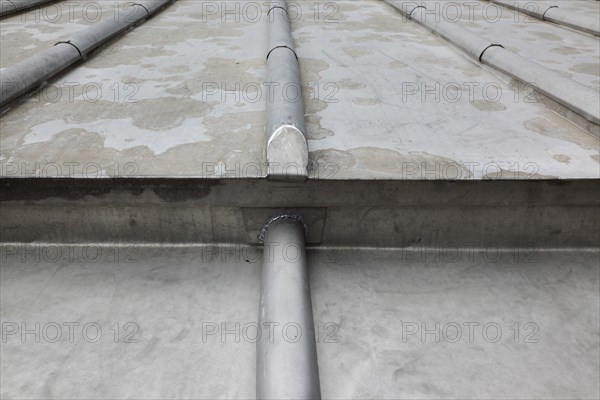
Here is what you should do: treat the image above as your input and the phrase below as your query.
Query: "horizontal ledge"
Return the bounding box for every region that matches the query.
[1,178,598,207]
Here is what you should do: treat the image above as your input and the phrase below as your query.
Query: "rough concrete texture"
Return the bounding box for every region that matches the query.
[0,0,598,179]
[1,0,268,178]
[438,0,600,90]
[0,246,598,398]
[294,0,600,179]
[0,1,123,67]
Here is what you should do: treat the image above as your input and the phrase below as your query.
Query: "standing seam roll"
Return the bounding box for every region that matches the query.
[0,0,175,108]
[385,0,600,126]
[486,0,600,37]
[265,0,309,182]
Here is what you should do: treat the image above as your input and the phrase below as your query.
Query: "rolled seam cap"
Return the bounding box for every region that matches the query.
[268,124,308,148]
[266,0,308,181]
[266,125,309,181]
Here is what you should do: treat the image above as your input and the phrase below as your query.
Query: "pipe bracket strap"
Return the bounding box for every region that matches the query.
[132,3,150,17]
[409,5,426,19]
[267,5,288,17]
[542,5,559,21]
[259,213,309,243]
[479,43,504,62]
[266,45,298,61]
[54,40,82,58]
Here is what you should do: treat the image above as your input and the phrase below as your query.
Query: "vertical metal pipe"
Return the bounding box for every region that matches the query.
[257,216,321,400]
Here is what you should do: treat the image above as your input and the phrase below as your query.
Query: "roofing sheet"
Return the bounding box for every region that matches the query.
[0,0,598,179]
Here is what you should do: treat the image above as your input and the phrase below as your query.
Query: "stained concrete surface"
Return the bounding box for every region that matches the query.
[312,248,600,399]
[294,0,600,179]
[1,0,268,178]
[1,0,599,179]
[0,1,124,67]
[436,0,600,90]
[0,245,598,398]
[1,1,598,398]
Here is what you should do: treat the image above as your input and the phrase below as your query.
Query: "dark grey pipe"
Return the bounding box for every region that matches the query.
[487,0,600,37]
[266,0,308,181]
[0,0,57,18]
[257,215,321,400]
[0,0,174,108]
[385,0,600,126]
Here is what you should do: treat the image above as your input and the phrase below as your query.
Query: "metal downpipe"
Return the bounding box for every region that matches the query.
[257,215,321,400]
[0,0,175,109]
